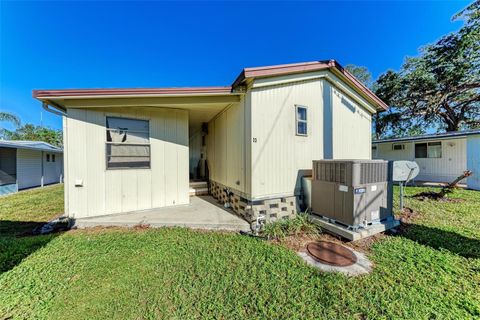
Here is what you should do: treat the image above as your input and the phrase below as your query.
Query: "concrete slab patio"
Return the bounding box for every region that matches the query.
[74,196,251,232]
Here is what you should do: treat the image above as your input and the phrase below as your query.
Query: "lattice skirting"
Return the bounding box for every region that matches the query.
[209,180,297,223]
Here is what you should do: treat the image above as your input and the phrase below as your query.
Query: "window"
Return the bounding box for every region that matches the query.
[415,141,442,158]
[295,105,307,136]
[392,143,405,150]
[46,154,50,162]
[427,141,442,158]
[106,117,150,169]
[52,154,56,162]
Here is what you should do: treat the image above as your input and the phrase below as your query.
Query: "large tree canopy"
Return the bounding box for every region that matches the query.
[349,1,480,138]
[396,1,480,131]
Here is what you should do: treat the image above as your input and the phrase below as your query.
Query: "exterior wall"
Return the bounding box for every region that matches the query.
[467,135,480,190]
[331,85,372,159]
[206,98,246,194]
[16,149,43,189]
[249,77,373,200]
[374,138,468,183]
[63,107,189,218]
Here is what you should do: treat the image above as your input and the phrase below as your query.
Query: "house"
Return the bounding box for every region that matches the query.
[33,60,388,225]
[0,140,64,195]
[372,129,480,190]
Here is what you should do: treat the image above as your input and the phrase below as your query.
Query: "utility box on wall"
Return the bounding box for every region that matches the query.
[311,160,393,230]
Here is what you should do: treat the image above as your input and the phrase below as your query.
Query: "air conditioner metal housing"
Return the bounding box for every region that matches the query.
[311,159,393,229]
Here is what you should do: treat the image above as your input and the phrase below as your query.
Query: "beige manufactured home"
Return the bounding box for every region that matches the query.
[33,60,388,225]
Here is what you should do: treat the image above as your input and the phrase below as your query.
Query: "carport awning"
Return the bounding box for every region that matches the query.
[33,86,243,133]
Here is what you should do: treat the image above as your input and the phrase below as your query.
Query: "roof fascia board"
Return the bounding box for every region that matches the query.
[373,133,479,144]
[0,144,62,153]
[37,92,241,101]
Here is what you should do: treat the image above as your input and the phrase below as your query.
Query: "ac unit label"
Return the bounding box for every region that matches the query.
[354,187,366,194]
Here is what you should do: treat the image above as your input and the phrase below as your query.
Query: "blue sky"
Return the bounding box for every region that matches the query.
[0,1,470,130]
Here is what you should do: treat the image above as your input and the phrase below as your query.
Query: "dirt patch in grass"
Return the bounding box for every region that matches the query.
[273,231,383,255]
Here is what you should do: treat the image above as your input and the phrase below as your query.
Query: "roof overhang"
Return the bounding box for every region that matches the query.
[33,59,389,114]
[33,86,241,113]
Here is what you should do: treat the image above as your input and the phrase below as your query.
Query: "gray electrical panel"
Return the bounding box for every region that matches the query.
[311,159,393,229]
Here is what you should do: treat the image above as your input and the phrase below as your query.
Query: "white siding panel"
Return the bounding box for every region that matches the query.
[64,107,189,218]
[16,149,42,189]
[250,79,324,199]
[206,98,246,193]
[331,86,372,159]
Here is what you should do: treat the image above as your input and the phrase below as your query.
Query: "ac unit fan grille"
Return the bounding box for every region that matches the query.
[360,162,388,184]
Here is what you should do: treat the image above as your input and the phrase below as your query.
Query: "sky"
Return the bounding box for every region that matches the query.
[0,0,471,131]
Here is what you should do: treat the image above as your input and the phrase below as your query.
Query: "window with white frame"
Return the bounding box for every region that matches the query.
[392,143,405,150]
[415,141,442,158]
[106,117,150,169]
[295,105,307,136]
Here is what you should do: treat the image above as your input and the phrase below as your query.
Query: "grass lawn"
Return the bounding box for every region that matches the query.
[0,184,479,319]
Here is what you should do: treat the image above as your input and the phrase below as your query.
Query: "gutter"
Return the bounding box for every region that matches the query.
[42,101,66,116]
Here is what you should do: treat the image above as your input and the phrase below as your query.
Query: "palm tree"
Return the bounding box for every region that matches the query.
[0,111,20,127]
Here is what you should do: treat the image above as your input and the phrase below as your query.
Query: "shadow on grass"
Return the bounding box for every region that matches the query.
[0,220,62,274]
[398,222,479,259]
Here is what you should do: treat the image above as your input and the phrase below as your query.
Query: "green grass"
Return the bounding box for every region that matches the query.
[0,185,479,319]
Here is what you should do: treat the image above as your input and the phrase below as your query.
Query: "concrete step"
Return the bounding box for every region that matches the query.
[190,181,207,188]
[189,181,209,196]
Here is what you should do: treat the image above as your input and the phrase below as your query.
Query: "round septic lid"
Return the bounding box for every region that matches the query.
[306,241,357,267]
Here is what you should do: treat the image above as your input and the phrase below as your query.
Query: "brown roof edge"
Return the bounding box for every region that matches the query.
[33,86,233,98]
[231,60,388,111]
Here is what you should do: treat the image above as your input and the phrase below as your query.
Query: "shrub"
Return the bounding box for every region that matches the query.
[262,213,320,240]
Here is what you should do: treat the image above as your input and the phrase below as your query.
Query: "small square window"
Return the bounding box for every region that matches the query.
[295,105,308,136]
[52,154,56,162]
[46,154,50,162]
[392,143,405,150]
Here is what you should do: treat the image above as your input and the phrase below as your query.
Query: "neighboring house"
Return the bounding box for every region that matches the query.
[33,60,388,223]
[0,141,64,195]
[373,130,480,190]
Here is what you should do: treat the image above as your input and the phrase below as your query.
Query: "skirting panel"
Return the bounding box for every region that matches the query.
[209,180,297,224]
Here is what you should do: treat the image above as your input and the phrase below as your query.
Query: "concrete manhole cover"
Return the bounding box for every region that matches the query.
[306,241,357,267]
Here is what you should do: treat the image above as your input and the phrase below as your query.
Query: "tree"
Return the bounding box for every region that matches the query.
[371,71,427,139]
[395,1,480,131]
[1,124,63,147]
[345,64,373,88]
[0,111,20,127]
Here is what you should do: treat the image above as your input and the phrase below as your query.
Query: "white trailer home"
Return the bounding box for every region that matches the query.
[0,141,63,195]
[372,129,480,190]
[33,60,388,225]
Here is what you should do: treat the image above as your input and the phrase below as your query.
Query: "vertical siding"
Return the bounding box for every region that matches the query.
[250,79,324,198]
[206,99,246,193]
[467,135,480,190]
[64,107,189,218]
[16,149,43,189]
[331,86,372,159]
[375,138,468,183]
